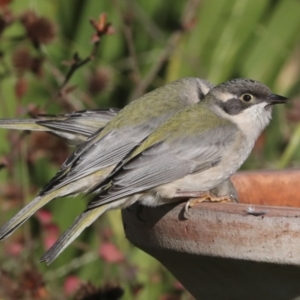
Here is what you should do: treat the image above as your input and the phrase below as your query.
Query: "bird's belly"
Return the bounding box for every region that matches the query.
[154,163,239,200]
[139,138,252,207]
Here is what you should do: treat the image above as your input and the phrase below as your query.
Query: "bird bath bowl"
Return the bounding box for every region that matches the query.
[122,170,300,300]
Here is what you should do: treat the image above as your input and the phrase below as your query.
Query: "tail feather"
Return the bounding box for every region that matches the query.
[0,189,62,240]
[40,205,108,265]
[0,118,102,145]
[0,118,89,145]
[0,119,47,131]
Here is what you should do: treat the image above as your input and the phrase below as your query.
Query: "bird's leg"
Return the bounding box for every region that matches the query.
[174,191,235,216]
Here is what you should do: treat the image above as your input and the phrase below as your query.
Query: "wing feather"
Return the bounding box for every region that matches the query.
[40,125,149,194]
[88,124,237,208]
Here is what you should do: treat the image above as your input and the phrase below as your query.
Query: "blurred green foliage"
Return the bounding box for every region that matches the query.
[0,0,300,299]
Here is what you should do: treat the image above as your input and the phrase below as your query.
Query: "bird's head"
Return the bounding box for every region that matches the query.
[205,78,288,138]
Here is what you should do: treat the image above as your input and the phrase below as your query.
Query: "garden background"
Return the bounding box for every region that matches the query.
[0,0,300,299]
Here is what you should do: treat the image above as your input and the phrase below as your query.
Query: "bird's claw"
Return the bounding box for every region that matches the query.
[184,200,191,217]
[183,192,235,217]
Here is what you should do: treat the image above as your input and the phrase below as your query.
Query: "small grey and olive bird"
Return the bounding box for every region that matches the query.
[41,78,288,264]
[0,77,217,240]
[0,108,120,145]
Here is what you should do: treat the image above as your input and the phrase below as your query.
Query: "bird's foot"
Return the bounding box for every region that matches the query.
[174,191,234,216]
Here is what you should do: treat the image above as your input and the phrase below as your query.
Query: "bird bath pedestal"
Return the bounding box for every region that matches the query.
[122,170,300,300]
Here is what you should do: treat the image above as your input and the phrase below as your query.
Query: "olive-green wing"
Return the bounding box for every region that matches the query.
[88,122,238,208]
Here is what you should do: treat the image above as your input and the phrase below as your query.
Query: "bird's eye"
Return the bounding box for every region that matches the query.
[241,94,253,102]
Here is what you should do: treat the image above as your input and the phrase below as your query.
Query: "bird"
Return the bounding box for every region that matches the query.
[0,77,218,241]
[0,108,120,145]
[40,78,288,264]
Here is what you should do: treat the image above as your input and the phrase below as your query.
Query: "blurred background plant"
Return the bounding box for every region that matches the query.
[0,0,299,299]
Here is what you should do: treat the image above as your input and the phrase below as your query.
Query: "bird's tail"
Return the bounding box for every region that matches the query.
[0,119,48,131]
[0,188,65,240]
[0,116,106,145]
[40,205,108,265]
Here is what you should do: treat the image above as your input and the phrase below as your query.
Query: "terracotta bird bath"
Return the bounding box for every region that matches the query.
[122,170,300,300]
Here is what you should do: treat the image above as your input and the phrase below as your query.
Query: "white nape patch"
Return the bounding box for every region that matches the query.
[214,102,272,142]
[198,81,212,95]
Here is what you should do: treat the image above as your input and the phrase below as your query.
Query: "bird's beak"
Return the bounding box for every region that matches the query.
[266,93,289,105]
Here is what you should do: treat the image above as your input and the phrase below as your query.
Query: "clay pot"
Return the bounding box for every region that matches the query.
[122,170,300,300]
